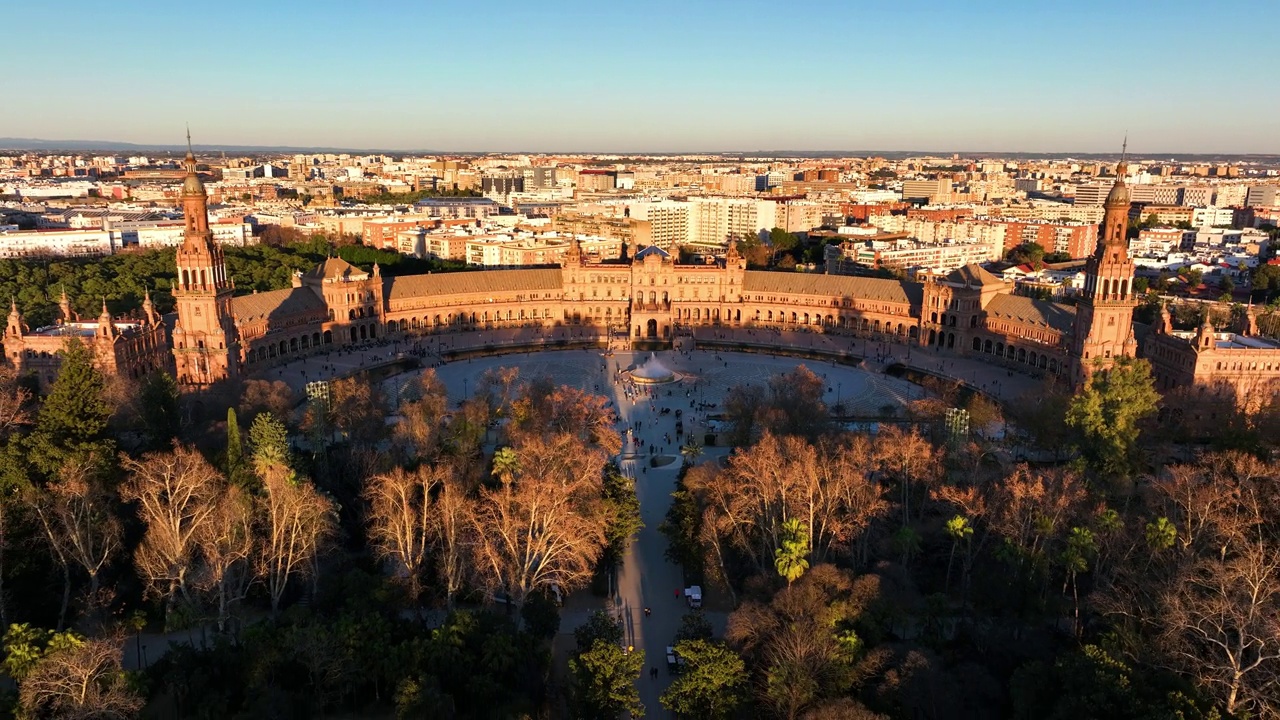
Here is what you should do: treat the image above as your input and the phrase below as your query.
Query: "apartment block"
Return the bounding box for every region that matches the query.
[901,179,951,203]
[1137,205,1195,226]
[627,201,691,250]
[1246,185,1279,207]
[1191,207,1235,227]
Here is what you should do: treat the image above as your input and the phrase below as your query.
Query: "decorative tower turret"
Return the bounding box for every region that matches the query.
[96,299,117,341]
[142,288,158,325]
[171,132,240,386]
[6,299,23,340]
[59,288,73,324]
[1071,142,1138,386]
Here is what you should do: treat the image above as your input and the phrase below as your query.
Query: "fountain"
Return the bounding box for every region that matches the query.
[628,353,679,384]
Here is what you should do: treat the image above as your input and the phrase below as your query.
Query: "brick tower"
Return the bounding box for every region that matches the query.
[172,134,239,386]
[1071,146,1138,386]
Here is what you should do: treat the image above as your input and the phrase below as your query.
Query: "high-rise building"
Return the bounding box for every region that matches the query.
[689,197,777,250]
[628,201,691,250]
[1245,185,1279,207]
[901,179,951,203]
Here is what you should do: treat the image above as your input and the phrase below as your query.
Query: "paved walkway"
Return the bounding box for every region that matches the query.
[693,327,1042,403]
[421,347,920,713]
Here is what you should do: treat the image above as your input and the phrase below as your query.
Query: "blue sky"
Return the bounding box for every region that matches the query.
[2,0,1277,153]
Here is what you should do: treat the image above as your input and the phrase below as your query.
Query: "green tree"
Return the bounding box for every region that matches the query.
[1065,357,1159,477]
[1006,242,1046,268]
[570,640,644,720]
[27,339,113,476]
[139,371,180,449]
[491,446,519,485]
[1,623,82,681]
[675,611,714,643]
[945,515,973,594]
[1219,275,1235,295]
[226,407,245,484]
[680,439,704,465]
[768,228,799,263]
[602,464,642,562]
[1144,516,1177,551]
[574,610,624,653]
[660,640,746,720]
[249,411,291,479]
[774,518,810,586]
[1011,644,1221,720]
[1060,527,1096,636]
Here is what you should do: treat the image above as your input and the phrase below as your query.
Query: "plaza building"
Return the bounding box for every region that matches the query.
[166,152,1280,399]
[4,291,169,392]
[14,151,1279,408]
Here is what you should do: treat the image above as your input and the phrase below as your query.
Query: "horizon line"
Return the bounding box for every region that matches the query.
[1,137,1278,159]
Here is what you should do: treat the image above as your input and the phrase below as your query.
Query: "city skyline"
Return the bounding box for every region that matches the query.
[6,0,1280,154]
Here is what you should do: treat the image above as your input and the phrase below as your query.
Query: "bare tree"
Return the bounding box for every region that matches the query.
[1160,535,1280,717]
[428,464,474,609]
[119,445,222,612]
[512,385,622,457]
[808,433,886,566]
[476,366,520,417]
[239,378,297,422]
[330,376,388,447]
[28,462,122,629]
[469,434,606,616]
[259,467,336,614]
[17,635,142,720]
[365,466,438,607]
[873,426,940,525]
[394,370,449,460]
[195,484,255,632]
[0,364,31,437]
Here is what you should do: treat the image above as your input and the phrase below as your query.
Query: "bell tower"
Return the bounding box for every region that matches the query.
[172,132,239,386]
[1071,141,1138,386]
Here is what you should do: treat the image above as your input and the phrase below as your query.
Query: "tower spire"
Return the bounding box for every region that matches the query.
[186,123,193,156]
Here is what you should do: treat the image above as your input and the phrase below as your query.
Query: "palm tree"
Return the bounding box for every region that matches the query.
[680,440,703,466]
[774,518,810,586]
[492,447,519,485]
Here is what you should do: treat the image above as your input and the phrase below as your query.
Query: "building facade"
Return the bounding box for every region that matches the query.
[15,153,1274,410]
[3,292,169,392]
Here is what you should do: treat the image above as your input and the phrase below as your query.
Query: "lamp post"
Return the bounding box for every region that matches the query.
[837,381,842,409]
[463,377,468,399]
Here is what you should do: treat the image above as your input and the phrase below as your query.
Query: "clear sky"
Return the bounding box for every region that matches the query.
[3,0,1278,153]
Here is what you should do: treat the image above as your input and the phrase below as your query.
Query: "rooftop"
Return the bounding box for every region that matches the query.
[1170,331,1280,350]
[29,321,142,338]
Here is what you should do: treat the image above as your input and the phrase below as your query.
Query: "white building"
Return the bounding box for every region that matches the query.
[0,229,121,258]
[628,201,691,250]
[688,197,777,250]
[106,219,253,248]
[1191,206,1235,228]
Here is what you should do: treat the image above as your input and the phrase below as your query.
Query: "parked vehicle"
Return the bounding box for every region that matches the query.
[685,586,702,609]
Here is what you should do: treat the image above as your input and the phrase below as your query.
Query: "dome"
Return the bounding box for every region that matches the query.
[1104,179,1129,206]
[183,170,205,195]
[182,151,204,194]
